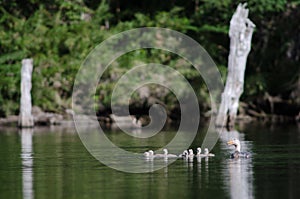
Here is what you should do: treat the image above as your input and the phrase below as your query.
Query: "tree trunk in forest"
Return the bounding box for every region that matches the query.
[216,3,255,129]
[19,58,34,128]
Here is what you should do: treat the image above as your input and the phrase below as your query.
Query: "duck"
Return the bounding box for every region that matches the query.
[148,150,154,157]
[204,148,215,157]
[227,138,251,158]
[164,149,177,158]
[178,150,188,158]
[144,150,154,158]
[196,147,202,156]
[195,147,206,157]
[144,151,150,157]
[187,149,195,158]
[156,149,177,158]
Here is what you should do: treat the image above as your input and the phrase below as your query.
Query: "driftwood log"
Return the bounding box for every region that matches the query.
[216,3,255,129]
[19,58,34,128]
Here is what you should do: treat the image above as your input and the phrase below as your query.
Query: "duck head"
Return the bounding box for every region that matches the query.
[163,149,168,155]
[196,147,201,155]
[204,148,209,155]
[227,138,241,152]
[149,150,154,156]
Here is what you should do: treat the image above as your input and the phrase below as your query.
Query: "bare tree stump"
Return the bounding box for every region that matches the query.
[19,58,34,128]
[216,3,255,129]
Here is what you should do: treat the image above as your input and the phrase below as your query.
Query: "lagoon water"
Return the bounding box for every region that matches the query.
[0,123,299,199]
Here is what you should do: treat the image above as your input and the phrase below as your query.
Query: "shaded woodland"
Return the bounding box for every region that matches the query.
[0,0,299,122]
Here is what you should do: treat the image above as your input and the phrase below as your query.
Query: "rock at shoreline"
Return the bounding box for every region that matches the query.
[0,106,69,127]
[32,106,63,125]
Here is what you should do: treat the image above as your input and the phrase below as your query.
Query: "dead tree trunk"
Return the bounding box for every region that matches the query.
[216,3,255,129]
[19,58,34,128]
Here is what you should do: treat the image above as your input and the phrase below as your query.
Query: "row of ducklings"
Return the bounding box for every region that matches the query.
[144,148,215,158]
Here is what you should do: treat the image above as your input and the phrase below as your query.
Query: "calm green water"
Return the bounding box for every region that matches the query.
[0,124,299,199]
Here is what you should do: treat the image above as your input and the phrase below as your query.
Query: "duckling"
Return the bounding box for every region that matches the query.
[188,149,194,158]
[178,150,188,158]
[155,149,177,158]
[195,147,206,157]
[204,148,215,157]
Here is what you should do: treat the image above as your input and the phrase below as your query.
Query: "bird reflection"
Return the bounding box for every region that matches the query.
[220,130,254,199]
[196,157,202,173]
[226,158,254,199]
[196,156,202,163]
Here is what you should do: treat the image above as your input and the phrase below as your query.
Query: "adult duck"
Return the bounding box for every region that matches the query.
[227,138,251,158]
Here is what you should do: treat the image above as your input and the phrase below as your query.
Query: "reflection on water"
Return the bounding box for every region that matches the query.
[0,124,299,199]
[20,128,34,199]
[220,130,254,199]
[226,158,254,199]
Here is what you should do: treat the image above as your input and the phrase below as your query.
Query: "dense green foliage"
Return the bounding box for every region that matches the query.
[0,0,299,117]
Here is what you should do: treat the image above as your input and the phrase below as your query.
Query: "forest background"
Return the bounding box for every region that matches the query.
[0,0,299,122]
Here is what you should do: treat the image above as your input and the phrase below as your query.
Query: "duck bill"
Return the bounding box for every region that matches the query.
[227,140,234,145]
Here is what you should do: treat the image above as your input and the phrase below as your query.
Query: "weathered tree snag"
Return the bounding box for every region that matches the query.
[19,58,34,128]
[216,3,255,129]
